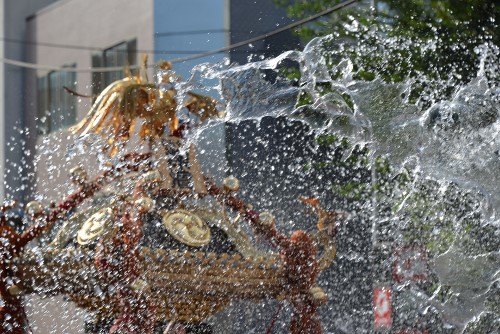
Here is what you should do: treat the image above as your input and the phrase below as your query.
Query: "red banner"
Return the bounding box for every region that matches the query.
[373,287,392,328]
[393,244,428,283]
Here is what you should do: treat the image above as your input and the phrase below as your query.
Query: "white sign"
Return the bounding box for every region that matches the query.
[373,287,392,328]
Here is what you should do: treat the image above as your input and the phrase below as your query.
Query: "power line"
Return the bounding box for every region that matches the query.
[0,57,140,73]
[0,37,232,55]
[1,28,280,53]
[0,29,231,52]
[169,0,358,63]
[0,37,104,52]
[1,0,359,72]
[0,37,281,56]
[155,29,229,37]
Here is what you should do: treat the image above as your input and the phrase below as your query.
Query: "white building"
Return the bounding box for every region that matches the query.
[24,0,229,200]
[0,0,59,202]
[2,0,297,202]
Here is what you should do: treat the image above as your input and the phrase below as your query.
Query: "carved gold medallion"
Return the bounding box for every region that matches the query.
[77,207,113,245]
[162,209,211,247]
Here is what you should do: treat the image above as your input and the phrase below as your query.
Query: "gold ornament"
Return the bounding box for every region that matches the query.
[70,56,223,156]
[162,209,211,247]
[138,170,162,192]
[134,197,154,213]
[7,284,23,296]
[25,201,43,216]
[223,176,240,192]
[131,278,150,292]
[77,207,114,245]
[309,286,328,305]
[259,211,276,227]
[69,166,87,185]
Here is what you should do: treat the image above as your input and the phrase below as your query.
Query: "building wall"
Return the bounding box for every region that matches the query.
[0,0,59,203]
[153,0,227,79]
[229,0,301,64]
[22,3,156,332]
[25,0,154,200]
[153,0,229,182]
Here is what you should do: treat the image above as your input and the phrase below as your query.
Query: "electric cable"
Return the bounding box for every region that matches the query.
[155,29,229,37]
[0,57,139,72]
[0,36,256,55]
[0,28,230,52]
[0,0,358,72]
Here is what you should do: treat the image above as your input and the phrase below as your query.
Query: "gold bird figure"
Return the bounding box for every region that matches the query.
[70,56,223,156]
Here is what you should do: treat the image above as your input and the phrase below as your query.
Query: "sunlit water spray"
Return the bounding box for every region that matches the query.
[14,23,499,333]
[190,31,499,332]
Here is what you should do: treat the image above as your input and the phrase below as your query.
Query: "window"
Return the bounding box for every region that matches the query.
[37,66,77,135]
[92,39,137,96]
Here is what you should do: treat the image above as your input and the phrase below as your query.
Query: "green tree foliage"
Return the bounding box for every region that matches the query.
[286,2,500,330]
[312,133,499,255]
[277,0,500,86]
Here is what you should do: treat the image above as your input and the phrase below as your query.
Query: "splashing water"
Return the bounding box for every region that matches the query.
[186,31,499,333]
[23,23,499,334]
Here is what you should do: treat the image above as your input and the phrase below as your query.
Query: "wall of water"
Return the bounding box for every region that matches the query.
[189,33,499,332]
[13,17,499,332]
